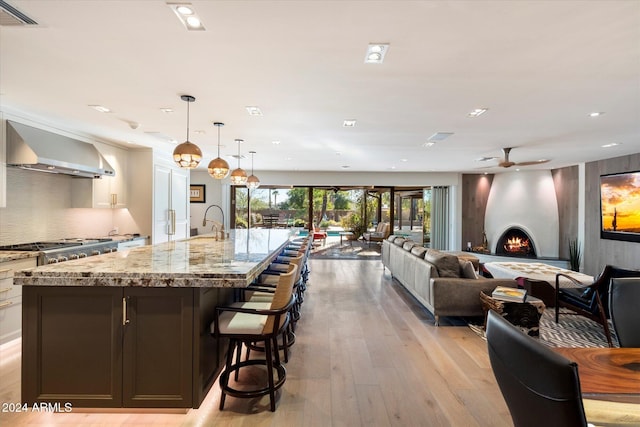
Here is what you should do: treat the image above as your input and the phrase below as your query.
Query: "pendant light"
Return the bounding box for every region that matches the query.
[172,95,202,169]
[208,122,230,179]
[229,139,247,185]
[246,151,260,189]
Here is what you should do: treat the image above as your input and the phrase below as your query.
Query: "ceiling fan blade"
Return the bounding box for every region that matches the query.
[515,159,551,166]
[499,160,516,168]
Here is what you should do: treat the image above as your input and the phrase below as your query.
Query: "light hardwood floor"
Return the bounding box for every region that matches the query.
[0,258,514,426]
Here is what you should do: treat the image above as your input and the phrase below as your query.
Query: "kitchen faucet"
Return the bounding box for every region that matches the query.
[202,204,226,240]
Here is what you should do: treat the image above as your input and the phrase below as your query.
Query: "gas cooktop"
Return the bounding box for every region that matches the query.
[0,238,114,252]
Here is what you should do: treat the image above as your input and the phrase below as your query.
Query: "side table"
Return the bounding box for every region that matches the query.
[480,291,546,337]
[516,277,556,307]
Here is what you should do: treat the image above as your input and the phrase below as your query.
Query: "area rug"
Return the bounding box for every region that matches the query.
[310,239,381,260]
[469,309,618,348]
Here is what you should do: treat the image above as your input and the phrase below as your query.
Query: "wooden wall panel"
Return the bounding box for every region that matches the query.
[461,174,493,250]
[552,166,579,259]
[584,153,640,275]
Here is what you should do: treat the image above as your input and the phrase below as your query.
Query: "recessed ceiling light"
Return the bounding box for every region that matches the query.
[389,166,396,170]
[468,108,488,118]
[286,157,293,161]
[422,142,435,148]
[428,132,454,141]
[89,105,111,113]
[271,140,281,145]
[246,106,263,116]
[602,142,621,148]
[400,159,408,162]
[176,5,193,15]
[193,130,205,135]
[343,119,357,127]
[167,3,205,31]
[365,43,389,64]
[589,112,605,117]
[160,108,173,113]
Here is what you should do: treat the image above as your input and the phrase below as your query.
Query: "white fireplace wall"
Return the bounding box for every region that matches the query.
[485,170,559,258]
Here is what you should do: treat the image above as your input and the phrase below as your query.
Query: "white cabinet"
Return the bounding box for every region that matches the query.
[153,163,189,244]
[0,257,37,344]
[92,143,128,208]
[72,142,128,208]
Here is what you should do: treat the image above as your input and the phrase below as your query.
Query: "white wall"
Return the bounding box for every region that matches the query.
[485,170,559,257]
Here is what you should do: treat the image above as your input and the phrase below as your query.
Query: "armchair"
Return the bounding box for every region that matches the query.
[363,222,390,246]
[609,277,640,347]
[555,265,640,347]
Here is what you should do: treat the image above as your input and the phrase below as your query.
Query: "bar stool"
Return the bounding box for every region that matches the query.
[211,264,297,412]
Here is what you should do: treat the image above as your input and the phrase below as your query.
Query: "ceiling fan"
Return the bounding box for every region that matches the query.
[489,147,550,168]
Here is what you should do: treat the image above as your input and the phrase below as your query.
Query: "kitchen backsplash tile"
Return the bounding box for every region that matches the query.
[0,168,137,244]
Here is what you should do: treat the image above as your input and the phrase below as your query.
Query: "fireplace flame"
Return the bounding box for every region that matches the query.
[504,237,530,253]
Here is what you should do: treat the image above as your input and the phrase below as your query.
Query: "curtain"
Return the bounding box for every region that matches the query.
[431,186,449,249]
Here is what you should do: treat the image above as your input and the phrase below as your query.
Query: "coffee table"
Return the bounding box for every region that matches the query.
[339,231,354,246]
[480,291,546,336]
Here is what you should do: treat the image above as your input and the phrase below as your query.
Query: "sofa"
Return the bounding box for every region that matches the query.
[382,235,518,325]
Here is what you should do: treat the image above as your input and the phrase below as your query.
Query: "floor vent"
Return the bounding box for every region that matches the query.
[0,0,38,26]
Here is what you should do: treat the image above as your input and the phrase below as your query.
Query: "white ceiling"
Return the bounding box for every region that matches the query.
[1,0,639,174]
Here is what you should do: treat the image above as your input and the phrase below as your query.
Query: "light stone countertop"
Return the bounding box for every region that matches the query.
[13,229,293,288]
[0,251,40,263]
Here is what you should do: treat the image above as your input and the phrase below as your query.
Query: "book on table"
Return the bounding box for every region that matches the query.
[491,286,527,302]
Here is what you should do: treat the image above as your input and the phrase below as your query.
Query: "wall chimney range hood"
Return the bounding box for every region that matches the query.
[6,120,115,178]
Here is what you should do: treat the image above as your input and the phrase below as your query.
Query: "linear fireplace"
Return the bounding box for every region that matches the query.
[495,227,537,257]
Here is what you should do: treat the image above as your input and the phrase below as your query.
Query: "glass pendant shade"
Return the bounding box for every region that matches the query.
[230,139,247,185]
[173,95,202,169]
[208,121,229,179]
[246,174,260,189]
[208,157,230,179]
[230,167,247,185]
[246,151,260,189]
[173,142,202,169]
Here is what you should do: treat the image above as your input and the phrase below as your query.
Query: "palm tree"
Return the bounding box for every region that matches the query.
[272,190,279,208]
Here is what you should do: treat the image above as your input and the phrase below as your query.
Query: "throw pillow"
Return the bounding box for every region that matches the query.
[424,252,460,278]
[459,260,478,279]
[393,238,406,246]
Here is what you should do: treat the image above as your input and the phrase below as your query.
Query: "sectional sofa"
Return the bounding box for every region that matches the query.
[382,235,518,325]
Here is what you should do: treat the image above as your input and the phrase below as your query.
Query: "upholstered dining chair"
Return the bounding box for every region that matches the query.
[486,310,588,427]
[211,264,297,412]
[609,277,640,347]
[555,265,640,347]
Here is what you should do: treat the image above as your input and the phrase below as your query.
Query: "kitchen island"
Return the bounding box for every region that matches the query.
[14,229,292,409]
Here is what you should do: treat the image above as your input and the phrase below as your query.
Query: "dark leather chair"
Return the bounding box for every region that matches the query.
[555,265,640,347]
[609,277,640,347]
[486,310,588,427]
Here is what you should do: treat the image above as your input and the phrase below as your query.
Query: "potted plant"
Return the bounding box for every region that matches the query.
[341,213,367,240]
[568,238,582,272]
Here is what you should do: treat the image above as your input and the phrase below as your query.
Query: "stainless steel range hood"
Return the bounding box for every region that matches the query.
[6,120,115,178]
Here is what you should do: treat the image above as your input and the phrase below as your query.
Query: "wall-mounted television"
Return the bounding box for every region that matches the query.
[600,170,640,243]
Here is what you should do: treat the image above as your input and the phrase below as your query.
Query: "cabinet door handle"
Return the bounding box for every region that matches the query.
[168,209,176,235]
[0,287,12,293]
[111,193,118,207]
[122,297,130,326]
[0,300,13,309]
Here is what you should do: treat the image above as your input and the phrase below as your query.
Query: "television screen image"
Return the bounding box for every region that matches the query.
[600,170,640,243]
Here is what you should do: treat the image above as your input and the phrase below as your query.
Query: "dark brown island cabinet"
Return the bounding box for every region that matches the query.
[15,230,292,408]
[22,286,232,408]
